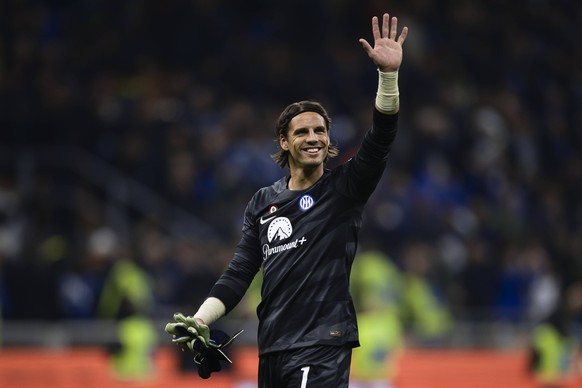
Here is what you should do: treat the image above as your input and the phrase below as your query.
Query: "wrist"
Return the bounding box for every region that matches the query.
[375,69,399,114]
[194,297,226,325]
[378,65,399,73]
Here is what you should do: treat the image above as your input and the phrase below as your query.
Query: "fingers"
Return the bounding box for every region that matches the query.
[172,335,192,344]
[170,328,195,352]
[164,322,176,334]
[197,336,209,348]
[398,26,409,45]
[371,15,381,41]
[167,314,199,352]
[382,14,390,39]
[173,312,196,326]
[389,15,397,40]
[359,38,373,54]
[376,13,407,44]
[361,12,407,52]
[168,313,214,348]
[173,312,186,324]
[165,321,191,336]
[174,313,205,334]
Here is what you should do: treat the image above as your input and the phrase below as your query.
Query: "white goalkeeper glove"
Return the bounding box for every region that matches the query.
[165,312,244,379]
[165,313,214,350]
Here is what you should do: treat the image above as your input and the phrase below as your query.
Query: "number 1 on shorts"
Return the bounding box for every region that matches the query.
[300,366,310,388]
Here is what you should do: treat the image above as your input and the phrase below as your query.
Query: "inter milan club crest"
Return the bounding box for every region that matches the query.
[298,194,314,211]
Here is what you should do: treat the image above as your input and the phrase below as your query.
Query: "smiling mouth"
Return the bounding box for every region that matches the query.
[303,147,321,155]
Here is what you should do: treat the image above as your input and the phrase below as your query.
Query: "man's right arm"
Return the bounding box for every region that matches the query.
[206,201,263,318]
[165,201,262,343]
[207,242,262,317]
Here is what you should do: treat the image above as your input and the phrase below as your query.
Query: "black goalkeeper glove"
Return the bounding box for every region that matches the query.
[192,328,244,379]
[167,323,243,379]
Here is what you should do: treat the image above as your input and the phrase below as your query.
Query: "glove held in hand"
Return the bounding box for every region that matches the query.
[193,328,244,379]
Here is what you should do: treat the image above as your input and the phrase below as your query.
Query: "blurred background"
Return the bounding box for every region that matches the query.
[1,0,581,387]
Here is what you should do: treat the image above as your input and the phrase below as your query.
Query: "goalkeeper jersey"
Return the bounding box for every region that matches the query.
[209,109,399,356]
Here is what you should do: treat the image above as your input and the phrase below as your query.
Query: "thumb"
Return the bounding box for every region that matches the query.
[359,38,373,54]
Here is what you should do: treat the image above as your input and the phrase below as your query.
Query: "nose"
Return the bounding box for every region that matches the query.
[306,129,318,142]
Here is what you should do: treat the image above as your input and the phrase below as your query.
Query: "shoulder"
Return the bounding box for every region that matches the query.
[257,176,287,198]
[246,176,287,211]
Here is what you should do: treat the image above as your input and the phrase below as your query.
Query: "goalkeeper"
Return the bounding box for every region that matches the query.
[166,11,408,387]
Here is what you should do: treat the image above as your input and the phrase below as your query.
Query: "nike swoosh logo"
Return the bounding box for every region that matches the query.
[259,215,276,225]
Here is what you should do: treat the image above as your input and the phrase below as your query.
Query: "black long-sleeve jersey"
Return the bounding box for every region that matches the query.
[209,109,398,356]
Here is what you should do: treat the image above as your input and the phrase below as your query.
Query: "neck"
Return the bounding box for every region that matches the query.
[288,166,324,190]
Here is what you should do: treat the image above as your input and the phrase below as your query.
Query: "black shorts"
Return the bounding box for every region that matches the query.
[258,345,352,388]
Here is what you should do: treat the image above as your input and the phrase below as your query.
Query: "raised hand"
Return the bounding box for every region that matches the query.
[359,13,408,72]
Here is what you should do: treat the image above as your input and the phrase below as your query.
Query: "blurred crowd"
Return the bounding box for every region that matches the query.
[0,0,581,335]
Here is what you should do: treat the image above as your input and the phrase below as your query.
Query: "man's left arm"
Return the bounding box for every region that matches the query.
[341,13,408,199]
[359,12,408,115]
[357,12,408,162]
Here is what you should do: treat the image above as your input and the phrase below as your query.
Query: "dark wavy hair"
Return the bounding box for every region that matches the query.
[271,100,339,168]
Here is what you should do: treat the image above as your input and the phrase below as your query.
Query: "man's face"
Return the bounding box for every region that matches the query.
[280,111,329,170]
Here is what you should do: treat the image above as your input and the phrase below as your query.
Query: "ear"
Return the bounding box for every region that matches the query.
[279,135,289,150]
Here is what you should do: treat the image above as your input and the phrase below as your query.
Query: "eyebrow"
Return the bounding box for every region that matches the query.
[291,125,326,134]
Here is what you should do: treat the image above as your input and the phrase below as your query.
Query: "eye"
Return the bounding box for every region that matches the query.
[293,128,309,136]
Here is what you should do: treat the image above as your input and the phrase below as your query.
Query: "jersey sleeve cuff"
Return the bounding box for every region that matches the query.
[373,107,399,126]
[208,283,243,315]
[371,108,399,145]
